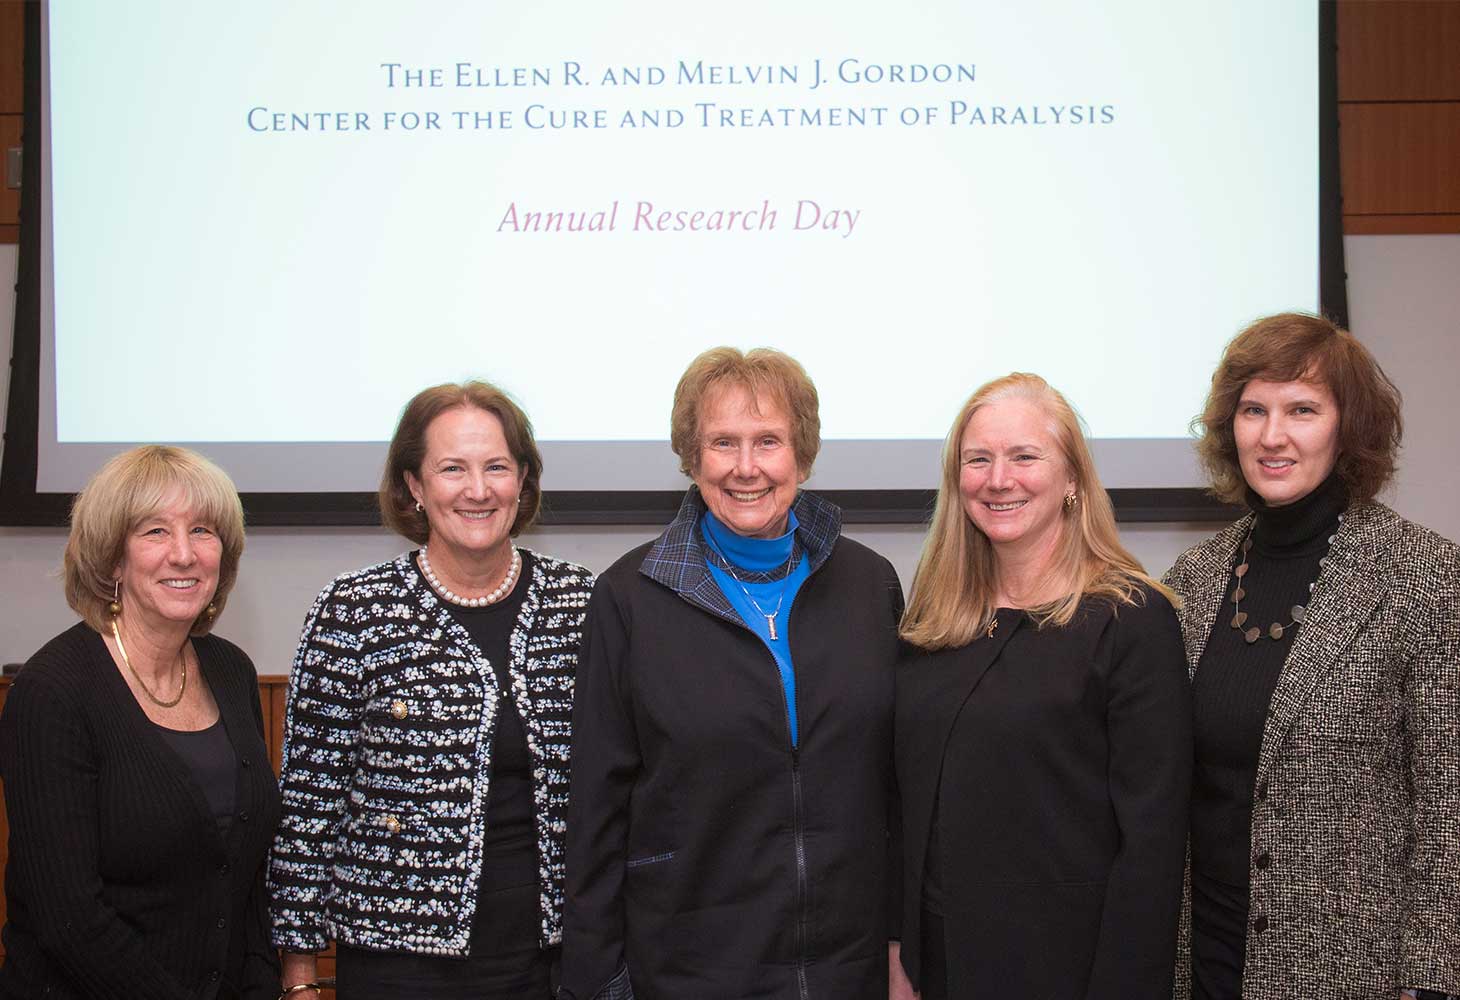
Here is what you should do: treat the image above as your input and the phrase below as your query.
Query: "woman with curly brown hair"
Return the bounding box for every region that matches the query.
[1165,313,1459,1000]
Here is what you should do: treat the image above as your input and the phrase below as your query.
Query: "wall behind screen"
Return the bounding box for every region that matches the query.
[4,235,1459,673]
[3,3,1459,671]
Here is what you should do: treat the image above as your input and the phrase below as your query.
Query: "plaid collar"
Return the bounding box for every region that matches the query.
[639,486,843,625]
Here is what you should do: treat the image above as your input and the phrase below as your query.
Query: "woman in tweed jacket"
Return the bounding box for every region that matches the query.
[268,383,593,1000]
[1164,314,1459,1000]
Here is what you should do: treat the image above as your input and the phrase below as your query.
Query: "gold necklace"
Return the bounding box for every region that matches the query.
[111,619,188,708]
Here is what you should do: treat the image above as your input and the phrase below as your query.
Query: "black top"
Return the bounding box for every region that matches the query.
[1190,472,1347,885]
[0,622,281,1000]
[896,589,1192,999]
[154,717,238,834]
[432,550,539,897]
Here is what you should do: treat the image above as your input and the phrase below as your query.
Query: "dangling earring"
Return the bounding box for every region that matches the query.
[1063,491,1079,510]
[108,580,122,617]
[204,603,218,621]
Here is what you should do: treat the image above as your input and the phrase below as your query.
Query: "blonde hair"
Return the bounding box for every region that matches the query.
[63,446,246,636]
[900,373,1173,650]
[670,347,821,478]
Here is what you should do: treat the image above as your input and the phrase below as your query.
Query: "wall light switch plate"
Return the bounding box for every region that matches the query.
[5,146,20,190]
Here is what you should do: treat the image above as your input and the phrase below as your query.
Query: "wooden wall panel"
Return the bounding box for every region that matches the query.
[1337,0,1460,234]
[1338,0,1460,102]
[0,2,22,112]
[0,1,20,245]
[1344,213,1460,234]
[0,115,18,233]
[269,680,288,774]
[1339,102,1460,215]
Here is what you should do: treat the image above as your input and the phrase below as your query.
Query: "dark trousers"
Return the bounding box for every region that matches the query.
[1190,868,1247,1000]
[335,882,555,1000]
[919,909,950,1000]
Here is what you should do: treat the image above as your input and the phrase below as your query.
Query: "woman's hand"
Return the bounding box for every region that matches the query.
[279,951,320,997]
[889,941,919,1000]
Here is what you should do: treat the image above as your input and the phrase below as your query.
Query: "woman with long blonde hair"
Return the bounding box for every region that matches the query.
[894,373,1192,999]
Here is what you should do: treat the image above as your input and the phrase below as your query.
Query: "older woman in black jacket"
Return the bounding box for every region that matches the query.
[0,446,279,1000]
[559,348,908,1000]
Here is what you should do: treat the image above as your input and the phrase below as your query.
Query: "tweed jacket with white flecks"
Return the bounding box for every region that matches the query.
[267,549,593,957]
[1164,502,1459,1000]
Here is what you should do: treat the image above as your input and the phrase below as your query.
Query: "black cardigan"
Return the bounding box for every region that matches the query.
[0,622,282,1000]
[895,589,1192,999]
[560,496,904,1000]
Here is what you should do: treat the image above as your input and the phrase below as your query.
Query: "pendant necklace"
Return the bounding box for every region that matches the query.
[708,541,797,641]
[1228,513,1340,643]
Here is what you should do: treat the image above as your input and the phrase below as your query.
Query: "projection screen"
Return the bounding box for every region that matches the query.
[1,0,1339,523]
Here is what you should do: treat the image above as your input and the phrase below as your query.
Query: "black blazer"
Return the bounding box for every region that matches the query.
[0,623,282,1000]
[895,588,1191,999]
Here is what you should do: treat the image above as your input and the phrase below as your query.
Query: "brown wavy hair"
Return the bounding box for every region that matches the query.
[1195,313,1403,504]
[379,381,543,544]
[900,373,1172,650]
[670,347,821,479]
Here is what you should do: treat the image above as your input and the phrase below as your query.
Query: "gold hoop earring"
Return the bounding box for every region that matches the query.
[108,580,122,618]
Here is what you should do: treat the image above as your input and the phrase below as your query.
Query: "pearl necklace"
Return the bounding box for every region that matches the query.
[419,545,521,607]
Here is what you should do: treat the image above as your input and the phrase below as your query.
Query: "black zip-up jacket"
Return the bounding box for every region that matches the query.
[559,489,904,1000]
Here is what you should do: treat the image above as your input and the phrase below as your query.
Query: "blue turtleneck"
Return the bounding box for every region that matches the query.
[700,509,812,746]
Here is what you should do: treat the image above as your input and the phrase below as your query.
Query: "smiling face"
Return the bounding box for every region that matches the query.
[692,384,802,539]
[404,405,524,564]
[958,396,1076,557]
[115,492,223,632]
[1234,377,1341,506]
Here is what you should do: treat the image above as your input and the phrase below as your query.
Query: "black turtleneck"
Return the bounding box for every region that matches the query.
[1189,471,1346,998]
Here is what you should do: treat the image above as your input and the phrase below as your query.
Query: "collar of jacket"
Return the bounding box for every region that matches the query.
[1184,499,1399,582]
[638,486,843,625]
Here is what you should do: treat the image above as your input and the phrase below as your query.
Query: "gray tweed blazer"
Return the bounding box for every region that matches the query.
[1163,501,1459,1000]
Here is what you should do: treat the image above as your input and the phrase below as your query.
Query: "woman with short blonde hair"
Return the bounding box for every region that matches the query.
[0,445,280,1000]
[63,444,245,634]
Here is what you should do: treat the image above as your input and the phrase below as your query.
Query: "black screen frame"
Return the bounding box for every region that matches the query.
[0,2,1345,527]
